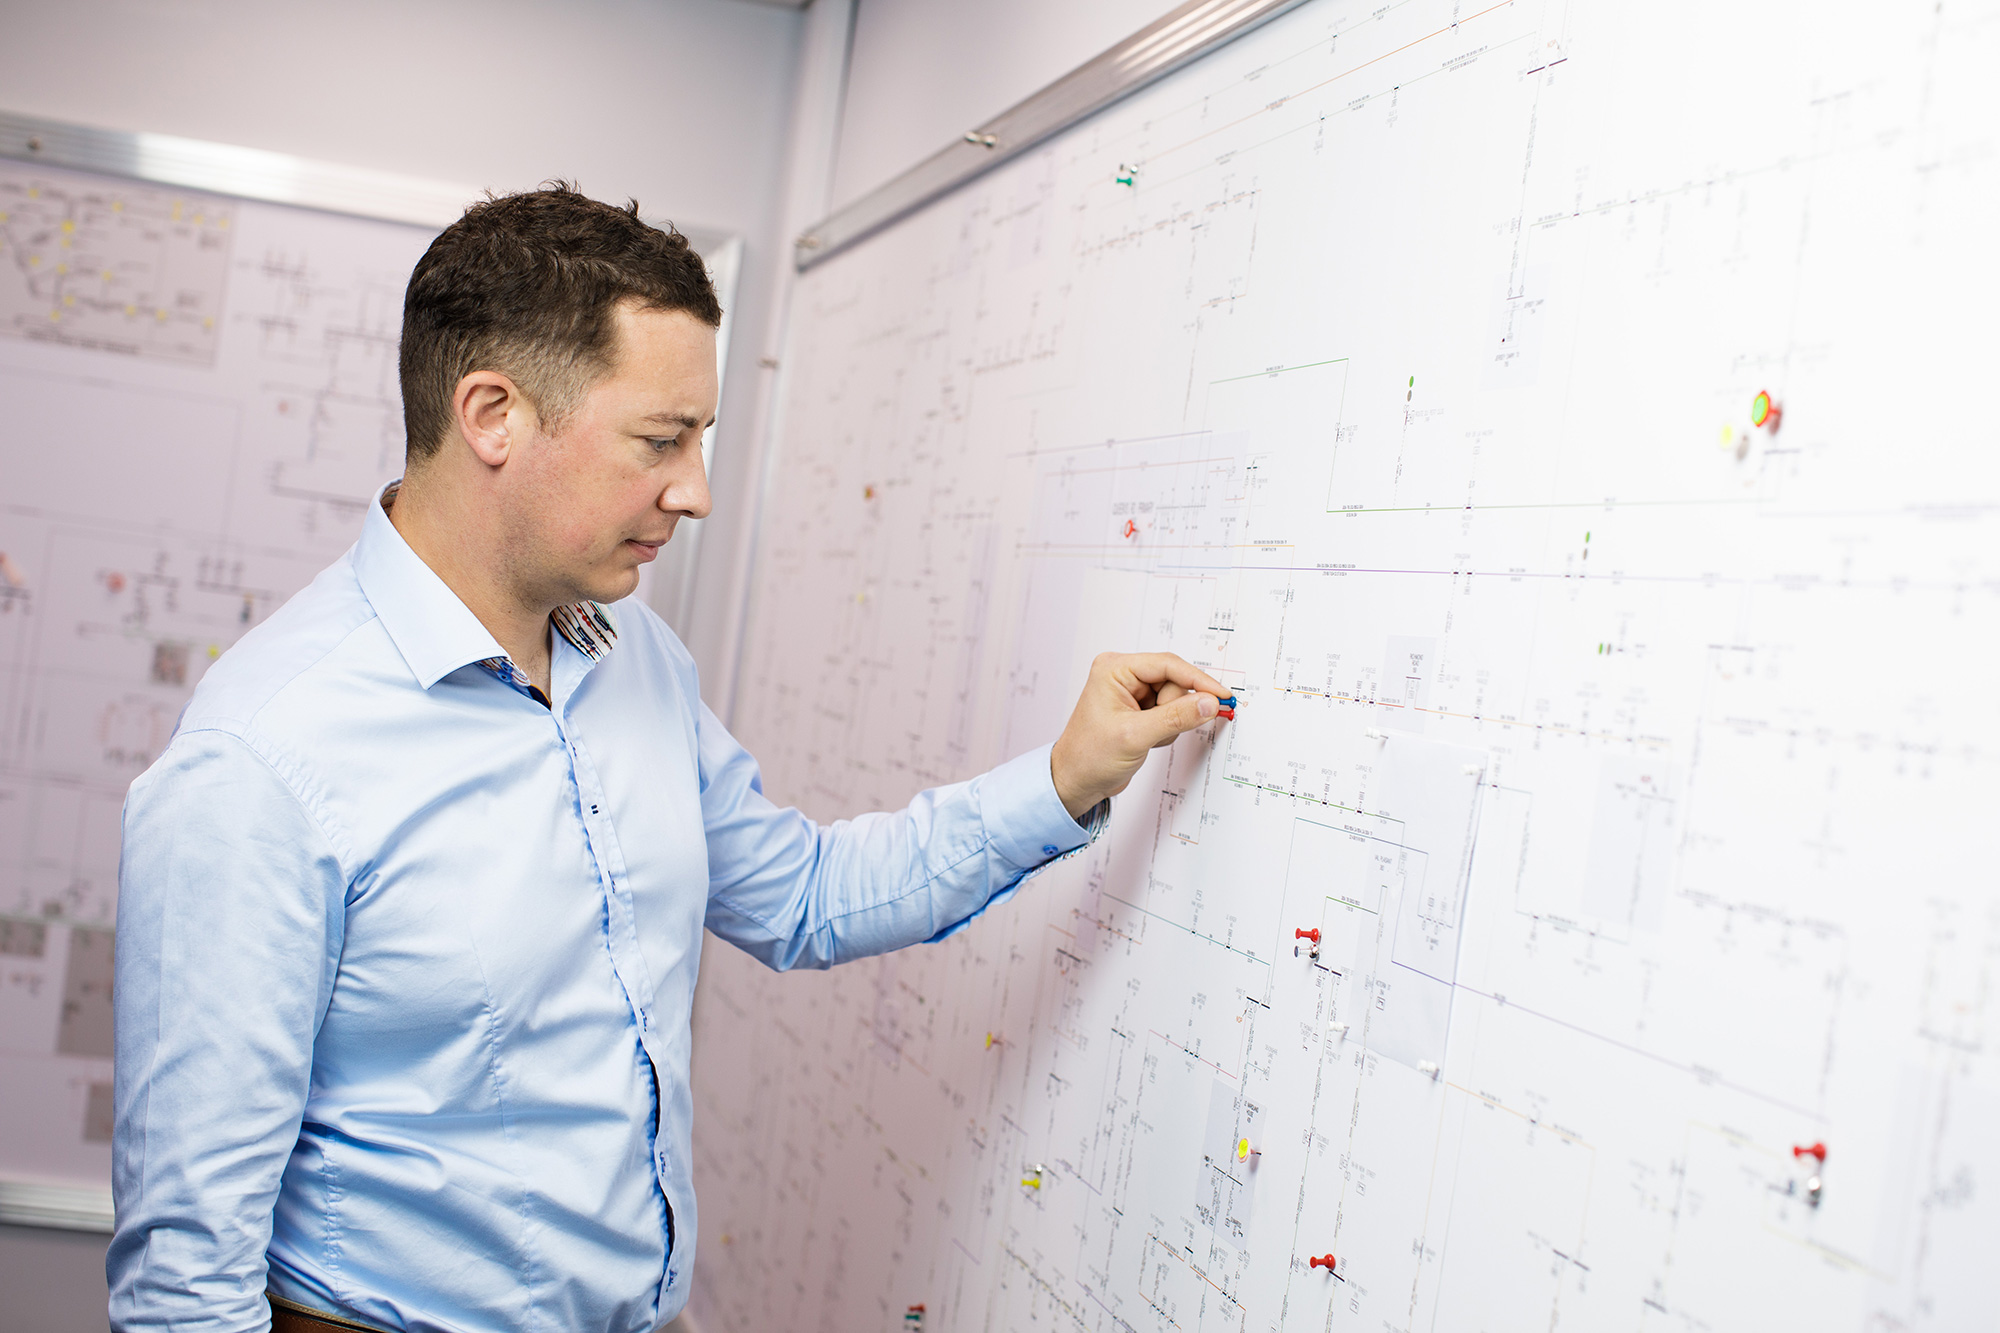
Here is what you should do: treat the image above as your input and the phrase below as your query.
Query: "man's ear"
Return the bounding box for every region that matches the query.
[451,371,527,468]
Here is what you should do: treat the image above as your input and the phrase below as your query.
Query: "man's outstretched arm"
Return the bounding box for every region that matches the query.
[700,652,1227,970]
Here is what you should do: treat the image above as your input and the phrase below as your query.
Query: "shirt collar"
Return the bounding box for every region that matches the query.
[352,480,620,690]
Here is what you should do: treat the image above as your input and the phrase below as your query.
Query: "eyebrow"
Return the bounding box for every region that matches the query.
[641,411,716,432]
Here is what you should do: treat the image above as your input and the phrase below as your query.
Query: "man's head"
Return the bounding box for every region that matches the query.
[397,184,722,609]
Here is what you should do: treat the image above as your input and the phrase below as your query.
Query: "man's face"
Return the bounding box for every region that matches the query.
[505,302,718,608]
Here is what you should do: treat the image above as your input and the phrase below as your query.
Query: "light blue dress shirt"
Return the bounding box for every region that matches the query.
[109,489,1095,1332]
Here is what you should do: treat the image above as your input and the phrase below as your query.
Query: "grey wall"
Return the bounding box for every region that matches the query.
[0,1226,109,1333]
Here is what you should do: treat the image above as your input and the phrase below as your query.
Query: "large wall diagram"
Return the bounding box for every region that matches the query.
[689,1,2000,1329]
[0,159,434,1191]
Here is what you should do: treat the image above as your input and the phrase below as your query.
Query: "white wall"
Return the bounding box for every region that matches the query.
[829,0,1184,210]
[0,1,806,1324]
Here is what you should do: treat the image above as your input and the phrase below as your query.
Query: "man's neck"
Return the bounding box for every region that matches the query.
[386,474,557,695]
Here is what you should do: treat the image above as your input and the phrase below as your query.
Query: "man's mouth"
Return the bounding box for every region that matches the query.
[625,539,666,562]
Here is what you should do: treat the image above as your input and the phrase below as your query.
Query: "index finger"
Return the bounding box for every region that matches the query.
[1114,652,1228,700]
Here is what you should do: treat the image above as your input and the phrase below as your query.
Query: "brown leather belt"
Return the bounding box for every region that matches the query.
[268,1294,391,1333]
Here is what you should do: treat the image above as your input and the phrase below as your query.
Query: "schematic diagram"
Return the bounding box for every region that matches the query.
[0,165,233,363]
[0,156,435,1189]
[693,1,2000,1330]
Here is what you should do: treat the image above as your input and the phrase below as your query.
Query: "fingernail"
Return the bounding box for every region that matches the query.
[1199,694,1217,718]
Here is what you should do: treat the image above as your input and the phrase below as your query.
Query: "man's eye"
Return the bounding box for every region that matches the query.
[645,437,674,452]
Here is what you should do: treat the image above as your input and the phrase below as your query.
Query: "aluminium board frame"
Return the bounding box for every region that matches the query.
[794,0,1312,270]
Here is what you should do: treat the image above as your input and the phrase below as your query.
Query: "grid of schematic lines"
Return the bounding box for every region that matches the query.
[687,1,2000,1331]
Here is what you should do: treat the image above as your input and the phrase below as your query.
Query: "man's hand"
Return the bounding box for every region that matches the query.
[1050,652,1231,819]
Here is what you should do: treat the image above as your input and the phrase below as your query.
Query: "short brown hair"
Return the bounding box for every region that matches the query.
[398,182,722,463]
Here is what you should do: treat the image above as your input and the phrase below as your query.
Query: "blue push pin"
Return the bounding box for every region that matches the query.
[1216,694,1237,720]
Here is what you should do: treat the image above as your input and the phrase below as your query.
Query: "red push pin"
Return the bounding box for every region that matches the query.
[1122,519,1138,538]
[1308,1253,1336,1272]
[1295,928,1321,944]
[1793,1141,1827,1164]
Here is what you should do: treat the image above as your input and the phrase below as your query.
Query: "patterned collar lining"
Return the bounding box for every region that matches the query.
[381,482,619,700]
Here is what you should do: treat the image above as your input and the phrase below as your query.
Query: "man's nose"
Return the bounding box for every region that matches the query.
[662,453,713,520]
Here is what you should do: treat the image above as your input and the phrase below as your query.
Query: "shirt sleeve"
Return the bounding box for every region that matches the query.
[108,727,348,1333]
[697,701,1101,971]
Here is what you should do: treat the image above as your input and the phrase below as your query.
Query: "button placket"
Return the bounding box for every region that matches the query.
[565,734,663,1066]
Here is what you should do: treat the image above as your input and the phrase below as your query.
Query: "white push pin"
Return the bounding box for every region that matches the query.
[1462,764,1483,776]
[1363,729,1388,741]
[1327,1022,1348,1038]
[1418,1060,1440,1079]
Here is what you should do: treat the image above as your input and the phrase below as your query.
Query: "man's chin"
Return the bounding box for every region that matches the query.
[574,565,643,606]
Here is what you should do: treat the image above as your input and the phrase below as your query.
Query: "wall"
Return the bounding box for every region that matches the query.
[0,2,805,1326]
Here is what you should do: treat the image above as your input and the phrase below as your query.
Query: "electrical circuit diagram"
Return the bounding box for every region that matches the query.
[690,1,2000,1329]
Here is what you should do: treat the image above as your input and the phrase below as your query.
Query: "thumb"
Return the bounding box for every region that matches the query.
[1139,690,1217,749]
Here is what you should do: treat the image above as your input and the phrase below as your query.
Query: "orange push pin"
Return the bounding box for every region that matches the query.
[1751,390,1782,432]
[1295,928,1321,944]
[1308,1253,1336,1272]
[1792,1141,1827,1164]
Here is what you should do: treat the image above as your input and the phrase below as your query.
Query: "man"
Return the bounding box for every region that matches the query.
[108,185,1226,1333]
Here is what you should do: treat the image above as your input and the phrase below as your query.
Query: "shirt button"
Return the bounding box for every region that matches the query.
[1042,845,1059,856]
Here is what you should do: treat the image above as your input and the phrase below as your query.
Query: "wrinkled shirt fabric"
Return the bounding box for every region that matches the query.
[109,488,1094,1332]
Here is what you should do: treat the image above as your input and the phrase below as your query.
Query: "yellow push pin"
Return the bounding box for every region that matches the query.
[1021,1163,1045,1189]
[1236,1137,1259,1163]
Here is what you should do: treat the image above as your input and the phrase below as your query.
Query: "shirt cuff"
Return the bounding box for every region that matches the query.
[981,742,1102,868]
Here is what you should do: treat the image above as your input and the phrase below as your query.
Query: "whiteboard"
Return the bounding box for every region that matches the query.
[0,155,438,1222]
[688,1,2000,1330]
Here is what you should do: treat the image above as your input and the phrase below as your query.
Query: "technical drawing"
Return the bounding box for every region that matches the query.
[0,163,233,363]
[0,162,435,1186]
[693,1,2000,1330]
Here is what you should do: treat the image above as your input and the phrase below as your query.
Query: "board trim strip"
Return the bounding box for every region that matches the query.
[0,1176,115,1233]
[0,109,477,229]
[793,0,1313,270]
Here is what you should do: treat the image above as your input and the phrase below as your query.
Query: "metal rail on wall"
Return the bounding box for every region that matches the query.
[793,0,1312,270]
